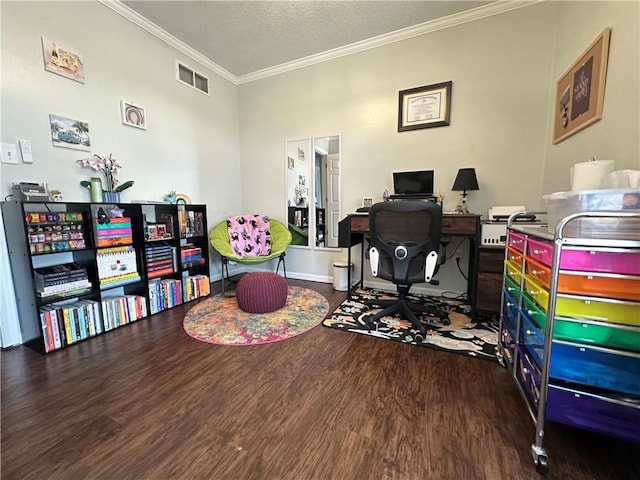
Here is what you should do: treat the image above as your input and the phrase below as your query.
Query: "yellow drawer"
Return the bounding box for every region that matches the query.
[523,274,549,311]
[505,259,522,287]
[555,295,640,327]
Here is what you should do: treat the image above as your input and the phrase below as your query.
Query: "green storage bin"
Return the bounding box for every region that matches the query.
[522,294,640,352]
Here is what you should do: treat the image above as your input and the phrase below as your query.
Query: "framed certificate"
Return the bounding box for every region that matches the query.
[398,81,452,132]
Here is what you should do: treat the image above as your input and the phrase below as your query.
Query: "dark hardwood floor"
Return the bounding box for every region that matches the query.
[2,278,639,480]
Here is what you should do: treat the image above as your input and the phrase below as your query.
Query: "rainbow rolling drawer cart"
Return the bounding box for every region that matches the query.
[497,210,640,475]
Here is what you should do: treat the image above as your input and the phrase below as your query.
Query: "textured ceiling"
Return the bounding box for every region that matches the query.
[121,1,493,77]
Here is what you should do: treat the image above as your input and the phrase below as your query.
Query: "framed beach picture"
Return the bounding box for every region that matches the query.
[49,114,90,151]
[121,101,147,129]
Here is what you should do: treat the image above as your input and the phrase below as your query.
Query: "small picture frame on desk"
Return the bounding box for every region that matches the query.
[363,197,373,208]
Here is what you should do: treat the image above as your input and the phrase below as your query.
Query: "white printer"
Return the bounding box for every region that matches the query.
[481,206,541,245]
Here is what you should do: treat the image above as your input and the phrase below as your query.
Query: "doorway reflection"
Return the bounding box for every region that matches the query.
[285,135,340,249]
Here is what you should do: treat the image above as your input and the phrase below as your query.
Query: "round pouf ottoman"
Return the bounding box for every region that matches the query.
[236,272,288,313]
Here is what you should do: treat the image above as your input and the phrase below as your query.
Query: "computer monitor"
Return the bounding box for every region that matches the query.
[393,170,434,196]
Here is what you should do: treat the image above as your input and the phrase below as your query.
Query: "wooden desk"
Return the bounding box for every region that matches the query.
[338,213,481,318]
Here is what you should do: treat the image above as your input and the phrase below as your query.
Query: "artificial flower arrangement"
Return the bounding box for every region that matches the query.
[77,153,134,193]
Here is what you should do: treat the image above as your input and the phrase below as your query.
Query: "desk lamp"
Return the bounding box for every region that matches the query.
[452,168,479,214]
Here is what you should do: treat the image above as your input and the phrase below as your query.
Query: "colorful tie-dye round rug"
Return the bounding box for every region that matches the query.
[183,286,329,346]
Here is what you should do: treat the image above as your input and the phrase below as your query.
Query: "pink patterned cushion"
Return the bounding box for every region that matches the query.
[236,272,288,313]
[227,215,272,257]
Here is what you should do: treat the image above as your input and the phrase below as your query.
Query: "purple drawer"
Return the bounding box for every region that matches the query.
[560,247,640,275]
[547,385,640,444]
[516,344,541,410]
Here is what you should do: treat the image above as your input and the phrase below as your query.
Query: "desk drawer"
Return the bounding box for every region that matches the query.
[442,215,478,235]
[349,216,370,232]
[479,247,505,273]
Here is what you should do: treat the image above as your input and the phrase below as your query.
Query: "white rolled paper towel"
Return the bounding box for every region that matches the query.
[570,159,615,190]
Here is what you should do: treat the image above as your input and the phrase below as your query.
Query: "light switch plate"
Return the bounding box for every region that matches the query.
[1,143,19,164]
[18,139,34,163]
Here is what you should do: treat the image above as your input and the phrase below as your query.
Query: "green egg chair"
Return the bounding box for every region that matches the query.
[209,217,292,296]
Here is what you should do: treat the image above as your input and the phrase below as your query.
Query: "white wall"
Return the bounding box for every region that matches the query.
[541,1,640,196]
[0,1,242,284]
[238,2,558,291]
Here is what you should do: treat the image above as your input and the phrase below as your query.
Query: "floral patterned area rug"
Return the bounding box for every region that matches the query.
[323,287,499,361]
[183,286,329,346]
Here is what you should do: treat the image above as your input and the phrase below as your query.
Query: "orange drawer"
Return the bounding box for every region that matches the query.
[525,257,551,288]
[506,246,524,269]
[558,272,640,302]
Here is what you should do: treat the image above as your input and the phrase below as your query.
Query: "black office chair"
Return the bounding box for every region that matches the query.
[365,200,449,339]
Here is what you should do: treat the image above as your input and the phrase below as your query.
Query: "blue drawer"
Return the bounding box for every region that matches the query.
[518,312,640,396]
[501,313,517,364]
[547,385,640,444]
[503,289,520,325]
[549,341,640,396]
[518,308,545,368]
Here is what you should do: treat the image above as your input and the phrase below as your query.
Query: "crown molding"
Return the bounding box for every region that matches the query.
[97,0,237,84]
[99,0,542,86]
[237,1,542,84]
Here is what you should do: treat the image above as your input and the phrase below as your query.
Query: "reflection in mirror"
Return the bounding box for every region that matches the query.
[313,135,341,248]
[286,138,312,247]
[285,135,341,249]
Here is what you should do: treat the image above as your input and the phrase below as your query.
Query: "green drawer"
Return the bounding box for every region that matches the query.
[522,293,640,352]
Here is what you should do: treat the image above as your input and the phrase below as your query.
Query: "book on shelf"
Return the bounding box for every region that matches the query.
[38,286,92,299]
[183,274,211,301]
[96,236,133,247]
[35,270,88,287]
[97,246,139,281]
[34,262,88,281]
[178,207,187,237]
[99,272,142,290]
[37,279,92,295]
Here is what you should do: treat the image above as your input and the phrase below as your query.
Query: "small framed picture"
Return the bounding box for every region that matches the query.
[363,197,373,208]
[121,100,146,129]
[287,156,295,169]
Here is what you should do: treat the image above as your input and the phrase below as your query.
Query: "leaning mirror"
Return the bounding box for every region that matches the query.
[285,138,312,247]
[313,135,341,248]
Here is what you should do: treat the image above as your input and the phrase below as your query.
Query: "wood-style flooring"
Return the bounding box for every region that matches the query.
[2,278,639,480]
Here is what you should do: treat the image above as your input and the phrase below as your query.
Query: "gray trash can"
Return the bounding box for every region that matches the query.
[332,261,353,291]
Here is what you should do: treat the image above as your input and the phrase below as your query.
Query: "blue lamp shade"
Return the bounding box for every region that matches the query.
[452,168,479,197]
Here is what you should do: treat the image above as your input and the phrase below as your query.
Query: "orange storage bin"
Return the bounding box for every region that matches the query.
[558,272,640,302]
[506,246,524,269]
[525,257,551,289]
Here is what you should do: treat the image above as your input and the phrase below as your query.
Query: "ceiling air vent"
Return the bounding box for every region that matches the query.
[176,61,209,95]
